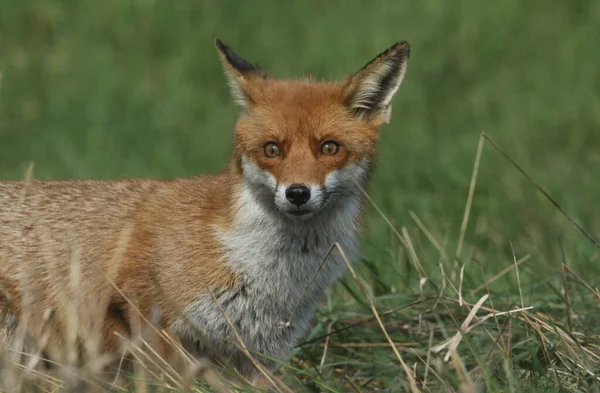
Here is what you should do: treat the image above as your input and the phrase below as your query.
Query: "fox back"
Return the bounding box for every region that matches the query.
[0,39,410,384]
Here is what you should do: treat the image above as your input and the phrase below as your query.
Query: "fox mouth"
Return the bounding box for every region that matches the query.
[287,210,311,216]
[283,209,315,219]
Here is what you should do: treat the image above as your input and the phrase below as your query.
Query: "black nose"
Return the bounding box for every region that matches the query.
[285,184,311,206]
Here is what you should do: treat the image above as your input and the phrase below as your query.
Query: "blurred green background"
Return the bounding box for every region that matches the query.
[1,0,599,303]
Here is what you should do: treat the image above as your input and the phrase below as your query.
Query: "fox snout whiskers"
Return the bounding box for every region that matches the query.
[274,183,328,218]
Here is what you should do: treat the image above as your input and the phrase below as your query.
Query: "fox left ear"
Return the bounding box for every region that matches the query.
[344,41,410,124]
[215,39,267,109]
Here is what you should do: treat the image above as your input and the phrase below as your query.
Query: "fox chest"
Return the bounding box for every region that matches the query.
[172,218,359,363]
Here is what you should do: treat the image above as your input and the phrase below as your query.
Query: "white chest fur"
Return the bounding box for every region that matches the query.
[172,181,363,374]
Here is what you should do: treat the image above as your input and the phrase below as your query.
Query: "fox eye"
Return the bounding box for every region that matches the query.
[263,142,281,158]
[320,141,340,156]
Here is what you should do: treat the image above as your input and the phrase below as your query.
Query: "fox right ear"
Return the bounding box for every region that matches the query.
[215,39,267,109]
[344,41,410,124]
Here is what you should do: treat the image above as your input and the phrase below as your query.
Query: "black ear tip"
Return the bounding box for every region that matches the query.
[213,39,266,77]
[391,41,410,57]
[214,38,227,52]
[393,40,409,48]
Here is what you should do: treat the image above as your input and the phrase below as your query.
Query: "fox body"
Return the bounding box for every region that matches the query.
[0,39,410,380]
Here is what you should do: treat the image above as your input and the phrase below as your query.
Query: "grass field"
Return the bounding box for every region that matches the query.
[1,1,600,392]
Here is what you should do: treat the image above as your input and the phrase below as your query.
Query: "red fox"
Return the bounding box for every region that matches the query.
[0,39,410,384]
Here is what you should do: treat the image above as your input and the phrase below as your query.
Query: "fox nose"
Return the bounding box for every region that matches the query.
[285,184,311,206]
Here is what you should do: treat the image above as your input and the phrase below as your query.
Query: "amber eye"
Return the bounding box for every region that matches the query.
[263,142,281,158]
[320,141,340,156]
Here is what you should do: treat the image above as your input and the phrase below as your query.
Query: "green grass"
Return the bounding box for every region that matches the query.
[1,0,600,391]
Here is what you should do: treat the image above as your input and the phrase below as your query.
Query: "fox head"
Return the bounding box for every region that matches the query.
[215,39,410,219]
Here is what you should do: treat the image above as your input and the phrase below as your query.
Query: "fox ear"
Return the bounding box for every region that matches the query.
[344,41,410,124]
[215,39,267,109]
